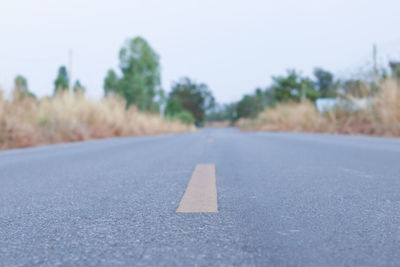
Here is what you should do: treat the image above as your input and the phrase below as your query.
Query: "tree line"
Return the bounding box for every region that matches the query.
[11,36,400,126]
[12,36,216,126]
[207,64,400,123]
[103,37,215,125]
[13,66,85,100]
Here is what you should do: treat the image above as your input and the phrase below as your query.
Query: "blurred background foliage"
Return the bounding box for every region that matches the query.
[6,36,400,131]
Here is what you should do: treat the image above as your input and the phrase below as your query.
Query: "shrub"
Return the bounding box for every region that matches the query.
[238,78,400,137]
[169,110,195,125]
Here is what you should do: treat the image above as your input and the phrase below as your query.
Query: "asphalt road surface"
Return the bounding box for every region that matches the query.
[1,128,400,266]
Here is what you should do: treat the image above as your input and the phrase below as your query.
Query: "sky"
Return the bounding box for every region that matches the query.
[1,0,399,103]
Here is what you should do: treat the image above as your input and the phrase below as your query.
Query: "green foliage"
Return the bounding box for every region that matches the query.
[14,75,28,92]
[168,77,215,124]
[104,70,119,96]
[301,77,320,102]
[13,75,36,99]
[236,95,261,119]
[54,66,69,94]
[209,69,325,123]
[313,68,337,97]
[165,97,183,116]
[235,88,270,120]
[155,89,167,114]
[170,110,195,125]
[104,37,161,111]
[73,80,85,93]
[206,103,236,123]
[393,65,400,80]
[165,96,196,125]
[271,70,319,102]
[341,79,364,97]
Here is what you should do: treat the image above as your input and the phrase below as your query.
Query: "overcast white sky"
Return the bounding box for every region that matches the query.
[1,0,399,103]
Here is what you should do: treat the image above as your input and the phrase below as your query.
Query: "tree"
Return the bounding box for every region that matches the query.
[206,103,237,123]
[103,37,161,111]
[117,36,161,110]
[392,65,400,81]
[164,97,196,125]
[13,75,36,100]
[104,70,119,96]
[235,89,266,120]
[73,80,85,93]
[236,95,258,119]
[155,89,167,115]
[271,70,319,102]
[301,77,319,102]
[14,75,28,93]
[165,97,183,116]
[313,68,337,98]
[341,79,365,98]
[168,77,215,124]
[172,110,195,125]
[54,66,69,94]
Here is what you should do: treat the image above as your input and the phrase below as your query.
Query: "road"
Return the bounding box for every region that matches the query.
[1,128,400,266]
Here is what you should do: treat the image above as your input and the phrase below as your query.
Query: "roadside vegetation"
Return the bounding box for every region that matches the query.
[0,36,212,149]
[103,37,215,127]
[209,64,400,137]
[3,35,400,149]
[0,91,193,149]
[237,78,400,135]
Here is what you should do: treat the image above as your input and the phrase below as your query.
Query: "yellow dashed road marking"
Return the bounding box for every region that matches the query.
[177,164,218,213]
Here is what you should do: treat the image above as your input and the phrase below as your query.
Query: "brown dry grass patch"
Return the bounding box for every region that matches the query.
[0,91,194,149]
[237,78,400,137]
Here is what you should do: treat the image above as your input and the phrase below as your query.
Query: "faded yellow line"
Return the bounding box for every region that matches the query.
[177,164,218,213]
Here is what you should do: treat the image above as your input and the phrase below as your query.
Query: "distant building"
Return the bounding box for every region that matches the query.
[315,98,370,113]
[389,61,400,78]
[389,61,400,71]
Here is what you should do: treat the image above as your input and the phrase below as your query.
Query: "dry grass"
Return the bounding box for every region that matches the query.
[237,101,326,132]
[237,78,400,137]
[0,91,194,149]
[204,120,231,128]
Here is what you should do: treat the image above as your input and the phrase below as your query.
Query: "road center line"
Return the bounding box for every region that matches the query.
[176,164,218,213]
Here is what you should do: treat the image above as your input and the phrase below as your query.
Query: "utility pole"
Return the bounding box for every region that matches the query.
[373,44,378,81]
[68,49,73,92]
[301,83,306,103]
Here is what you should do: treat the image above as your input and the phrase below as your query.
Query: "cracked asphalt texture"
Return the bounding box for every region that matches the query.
[1,128,400,266]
